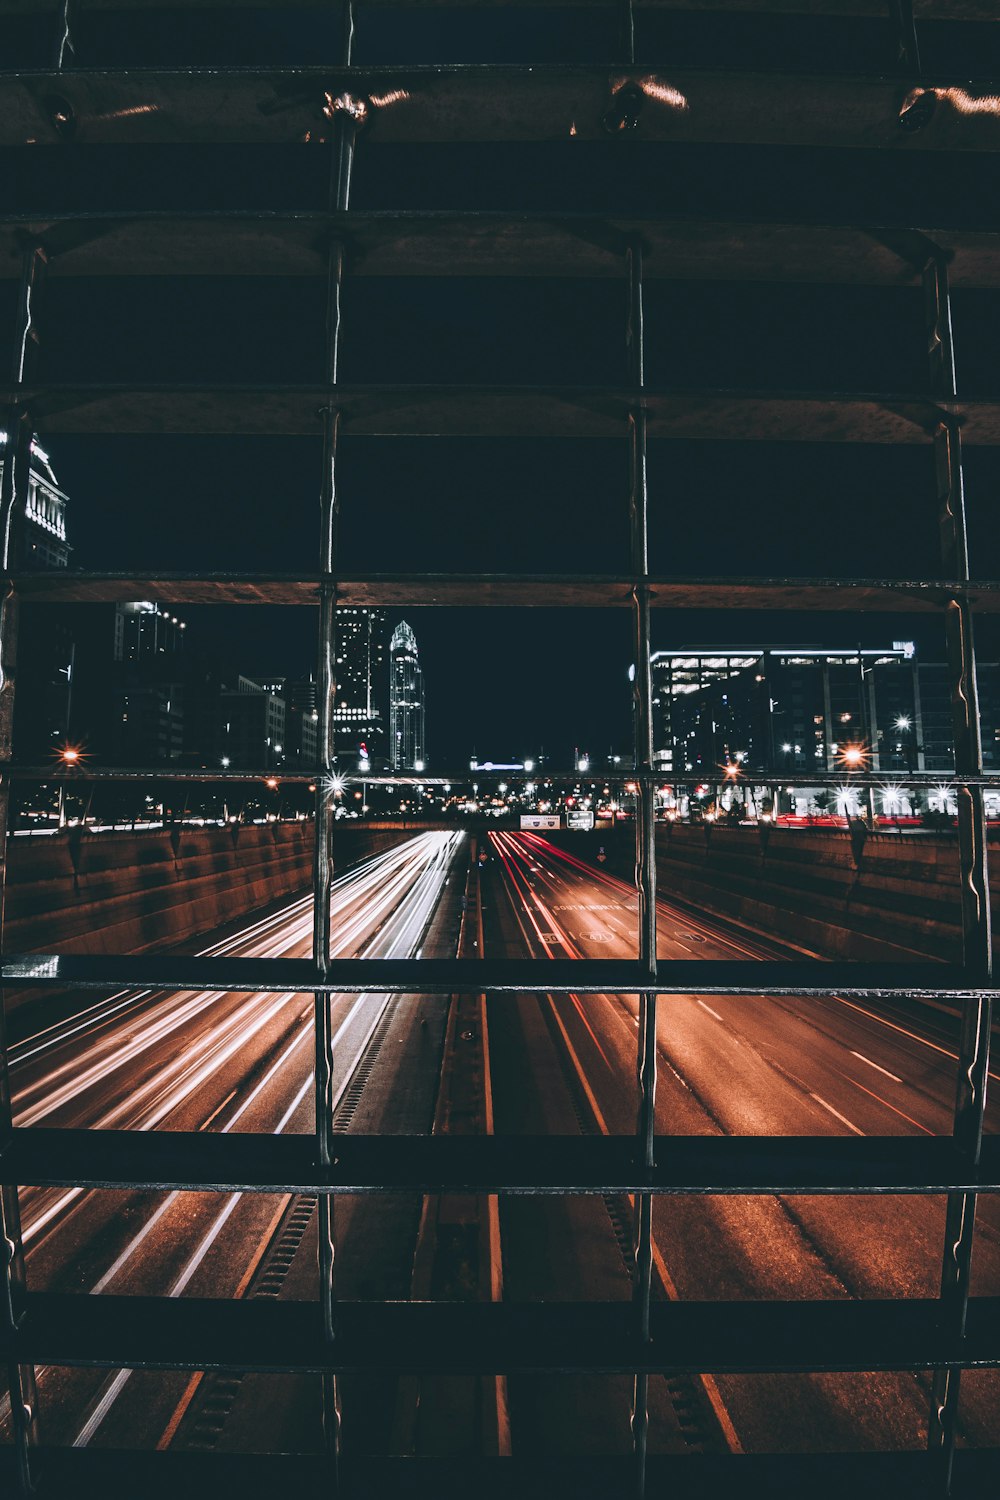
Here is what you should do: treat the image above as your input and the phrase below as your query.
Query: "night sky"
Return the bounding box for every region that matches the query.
[4,7,1000,765]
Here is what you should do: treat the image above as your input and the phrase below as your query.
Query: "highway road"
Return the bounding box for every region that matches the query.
[4,822,998,1463]
[3,829,465,1456]
[482,829,1000,1458]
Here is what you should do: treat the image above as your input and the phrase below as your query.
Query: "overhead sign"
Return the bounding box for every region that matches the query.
[567,809,595,831]
[520,814,560,830]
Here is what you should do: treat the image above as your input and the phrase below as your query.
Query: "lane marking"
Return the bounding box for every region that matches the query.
[200,1087,237,1131]
[809,1093,864,1136]
[697,1001,723,1023]
[849,1050,902,1084]
[832,994,1000,1087]
[832,1067,934,1136]
[544,992,743,1455]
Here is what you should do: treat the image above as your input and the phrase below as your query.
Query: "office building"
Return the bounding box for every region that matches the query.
[389,619,426,771]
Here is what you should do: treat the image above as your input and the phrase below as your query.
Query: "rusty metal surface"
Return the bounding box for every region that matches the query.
[11,569,1000,611]
[2,68,1000,150]
[4,213,1000,286]
[0,952,992,998]
[2,384,986,441]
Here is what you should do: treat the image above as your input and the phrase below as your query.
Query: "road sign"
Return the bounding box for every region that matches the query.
[520,814,560,829]
[567,809,595,831]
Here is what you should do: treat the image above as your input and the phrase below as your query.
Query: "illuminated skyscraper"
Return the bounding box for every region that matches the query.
[389,620,426,771]
[334,608,387,763]
[0,433,72,571]
[7,440,74,761]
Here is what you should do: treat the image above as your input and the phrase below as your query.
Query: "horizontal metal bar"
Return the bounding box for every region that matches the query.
[9,763,1000,788]
[0,0,992,15]
[3,1451,1000,1500]
[0,0,994,15]
[12,570,1000,614]
[6,1292,1000,1373]
[1,213,998,287]
[0,953,991,997]
[5,1130,1000,1195]
[2,385,994,442]
[2,67,1000,151]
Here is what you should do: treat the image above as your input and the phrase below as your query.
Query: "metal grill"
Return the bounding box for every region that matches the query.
[1,1,999,1495]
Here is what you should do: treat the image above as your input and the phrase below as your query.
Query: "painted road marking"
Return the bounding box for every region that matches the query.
[849,1050,902,1084]
[810,1093,864,1135]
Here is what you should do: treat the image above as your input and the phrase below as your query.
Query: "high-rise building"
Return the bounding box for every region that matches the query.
[7,440,75,762]
[0,433,72,571]
[246,675,318,769]
[389,619,426,771]
[651,642,1000,781]
[334,608,387,764]
[105,602,187,764]
[219,675,286,771]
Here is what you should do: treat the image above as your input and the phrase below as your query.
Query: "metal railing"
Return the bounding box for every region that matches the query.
[1,2,999,1495]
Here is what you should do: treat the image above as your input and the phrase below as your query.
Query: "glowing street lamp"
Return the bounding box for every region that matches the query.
[56,746,84,829]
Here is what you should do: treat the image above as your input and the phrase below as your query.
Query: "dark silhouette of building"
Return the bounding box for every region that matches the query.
[219,675,286,770]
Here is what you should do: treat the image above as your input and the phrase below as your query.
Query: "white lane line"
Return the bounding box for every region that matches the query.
[849,1050,902,1084]
[697,1000,723,1022]
[90,1192,180,1295]
[68,832,463,1449]
[810,1093,864,1136]
[833,994,1000,1086]
[544,992,743,1456]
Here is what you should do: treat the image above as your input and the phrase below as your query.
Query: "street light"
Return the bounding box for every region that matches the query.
[837,743,870,823]
[57,745,83,829]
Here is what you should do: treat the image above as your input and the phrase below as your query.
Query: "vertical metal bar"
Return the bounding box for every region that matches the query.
[313,44,359,1476]
[925,259,993,1493]
[621,0,636,67]
[925,255,956,408]
[627,235,656,1500]
[55,0,77,70]
[1,242,47,1497]
[887,0,921,74]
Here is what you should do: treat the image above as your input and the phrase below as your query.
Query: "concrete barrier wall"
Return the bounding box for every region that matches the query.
[4,822,410,960]
[653,822,999,963]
